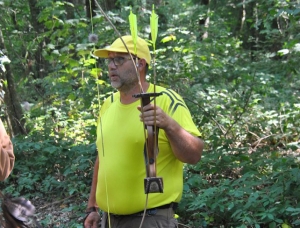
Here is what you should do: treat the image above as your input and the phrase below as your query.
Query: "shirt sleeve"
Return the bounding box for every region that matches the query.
[160,88,201,137]
[0,120,15,181]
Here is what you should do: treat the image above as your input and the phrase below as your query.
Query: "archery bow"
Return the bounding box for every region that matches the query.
[95,0,163,193]
[132,5,163,195]
[129,6,164,228]
[93,2,163,228]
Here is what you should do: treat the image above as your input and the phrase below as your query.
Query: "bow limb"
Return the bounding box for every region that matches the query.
[94,1,148,150]
[126,6,163,193]
[127,7,162,228]
[93,2,144,228]
[93,4,163,228]
[144,5,164,194]
[125,5,163,194]
[151,5,159,178]
[135,93,160,178]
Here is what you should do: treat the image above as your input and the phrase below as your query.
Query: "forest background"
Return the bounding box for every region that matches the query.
[0,0,300,227]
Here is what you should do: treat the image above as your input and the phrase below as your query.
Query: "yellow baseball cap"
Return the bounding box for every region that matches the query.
[94,35,151,64]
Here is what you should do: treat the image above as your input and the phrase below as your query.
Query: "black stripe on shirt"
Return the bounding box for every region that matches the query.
[110,94,114,103]
[162,89,187,115]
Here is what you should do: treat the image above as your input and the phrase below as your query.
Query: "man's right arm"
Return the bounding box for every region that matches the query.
[87,155,99,209]
[84,156,100,228]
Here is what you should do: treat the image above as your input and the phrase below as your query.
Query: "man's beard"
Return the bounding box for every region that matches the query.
[111,69,138,93]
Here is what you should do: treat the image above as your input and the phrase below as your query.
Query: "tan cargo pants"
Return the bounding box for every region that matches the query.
[101,208,178,228]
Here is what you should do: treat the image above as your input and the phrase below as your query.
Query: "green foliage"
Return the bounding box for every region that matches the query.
[180,151,300,227]
[0,0,300,227]
[0,133,96,227]
[2,134,97,196]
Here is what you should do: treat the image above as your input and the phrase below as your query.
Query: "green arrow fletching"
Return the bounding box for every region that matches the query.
[129,9,138,55]
[150,5,158,52]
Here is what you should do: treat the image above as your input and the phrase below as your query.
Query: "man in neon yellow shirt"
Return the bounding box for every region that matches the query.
[84,35,204,228]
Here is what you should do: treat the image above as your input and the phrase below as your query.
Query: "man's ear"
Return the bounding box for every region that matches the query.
[138,59,146,68]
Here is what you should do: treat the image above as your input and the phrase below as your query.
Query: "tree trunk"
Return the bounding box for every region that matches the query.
[241,0,259,60]
[27,0,48,79]
[66,0,75,19]
[86,0,96,18]
[0,29,26,136]
[199,0,210,40]
[102,0,116,11]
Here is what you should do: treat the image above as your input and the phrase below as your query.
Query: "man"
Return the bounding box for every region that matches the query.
[84,35,204,228]
[0,119,14,181]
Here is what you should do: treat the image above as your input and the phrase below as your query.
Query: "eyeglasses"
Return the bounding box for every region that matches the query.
[105,56,136,66]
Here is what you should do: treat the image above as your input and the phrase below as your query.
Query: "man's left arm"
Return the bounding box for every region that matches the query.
[138,104,204,164]
[162,117,204,164]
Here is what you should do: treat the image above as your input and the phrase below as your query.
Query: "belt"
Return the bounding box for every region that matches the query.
[111,202,178,217]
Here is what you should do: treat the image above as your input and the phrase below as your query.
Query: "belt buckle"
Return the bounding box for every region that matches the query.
[146,208,157,216]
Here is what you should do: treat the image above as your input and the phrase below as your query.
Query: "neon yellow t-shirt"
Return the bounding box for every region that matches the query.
[96,83,201,215]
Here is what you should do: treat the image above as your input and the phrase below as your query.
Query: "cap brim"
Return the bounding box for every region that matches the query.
[94,47,129,58]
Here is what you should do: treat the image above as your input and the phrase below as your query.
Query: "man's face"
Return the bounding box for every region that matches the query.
[107,52,138,92]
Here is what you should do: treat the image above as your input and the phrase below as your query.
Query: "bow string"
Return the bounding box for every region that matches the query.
[128,8,163,194]
[129,5,163,228]
[93,2,163,228]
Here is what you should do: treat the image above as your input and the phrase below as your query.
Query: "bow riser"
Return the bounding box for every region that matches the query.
[132,92,164,193]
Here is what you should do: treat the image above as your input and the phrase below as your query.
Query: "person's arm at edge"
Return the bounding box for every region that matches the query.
[0,119,15,181]
[87,155,99,209]
[84,156,100,228]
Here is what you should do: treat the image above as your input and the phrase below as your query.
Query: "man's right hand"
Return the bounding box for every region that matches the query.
[83,211,101,228]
